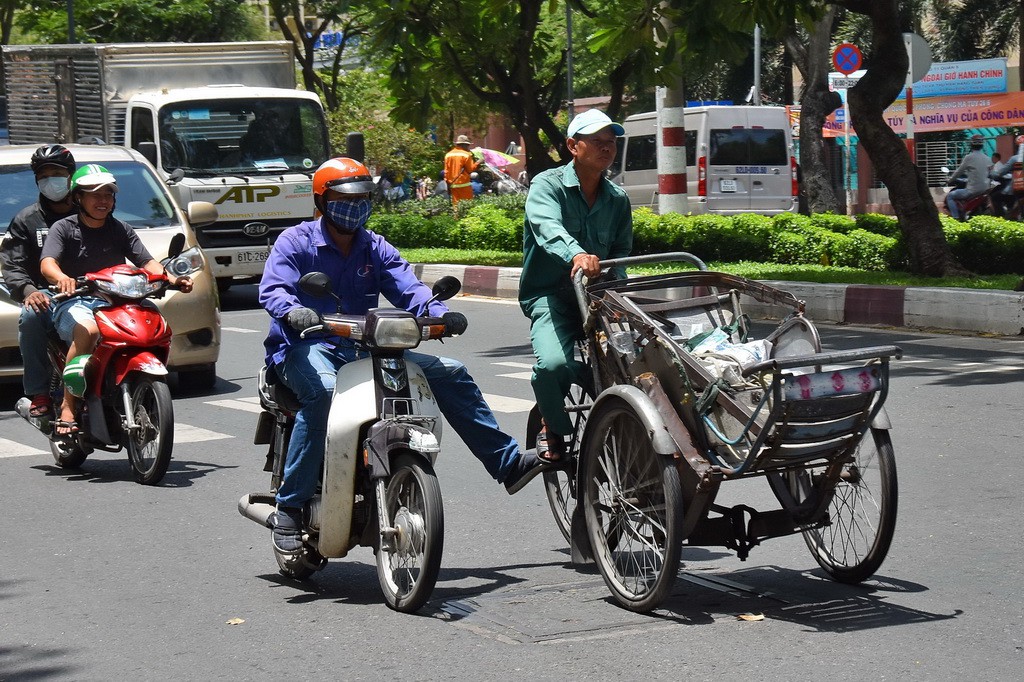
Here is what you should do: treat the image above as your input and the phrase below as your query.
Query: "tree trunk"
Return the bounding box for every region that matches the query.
[841,0,968,276]
[786,8,842,214]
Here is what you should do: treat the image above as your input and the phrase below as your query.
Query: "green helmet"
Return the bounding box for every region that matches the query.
[70,164,118,193]
[62,354,91,398]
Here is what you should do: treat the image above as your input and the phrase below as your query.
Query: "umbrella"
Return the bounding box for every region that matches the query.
[472,147,519,167]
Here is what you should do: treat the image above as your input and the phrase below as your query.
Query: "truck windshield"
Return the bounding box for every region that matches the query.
[708,128,788,166]
[0,159,178,233]
[159,98,329,175]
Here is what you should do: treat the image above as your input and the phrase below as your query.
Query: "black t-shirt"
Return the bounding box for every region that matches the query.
[41,215,153,279]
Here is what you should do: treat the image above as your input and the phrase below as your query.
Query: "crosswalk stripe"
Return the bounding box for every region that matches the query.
[206,398,264,414]
[176,423,233,443]
[482,393,534,414]
[494,361,534,369]
[221,326,261,334]
[497,371,533,380]
[0,437,47,459]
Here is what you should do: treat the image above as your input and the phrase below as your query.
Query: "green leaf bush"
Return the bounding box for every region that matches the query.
[371,200,1022,275]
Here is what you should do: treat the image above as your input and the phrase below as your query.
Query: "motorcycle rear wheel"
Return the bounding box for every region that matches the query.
[376,452,444,613]
[126,377,174,485]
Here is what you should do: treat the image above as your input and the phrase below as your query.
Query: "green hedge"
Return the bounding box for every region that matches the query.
[370,198,1022,274]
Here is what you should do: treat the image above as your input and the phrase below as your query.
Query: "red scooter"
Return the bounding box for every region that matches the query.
[15,235,204,484]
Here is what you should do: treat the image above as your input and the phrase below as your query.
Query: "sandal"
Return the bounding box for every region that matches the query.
[536,426,566,463]
[53,420,79,438]
[29,394,53,418]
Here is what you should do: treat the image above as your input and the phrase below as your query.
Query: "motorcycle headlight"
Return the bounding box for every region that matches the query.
[164,246,205,278]
[366,310,421,349]
[95,272,162,298]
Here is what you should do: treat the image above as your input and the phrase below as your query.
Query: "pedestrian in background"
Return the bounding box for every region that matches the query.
[444,134,479,204]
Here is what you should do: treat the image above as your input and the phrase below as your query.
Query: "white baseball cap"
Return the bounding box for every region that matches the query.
[567,109,625,138]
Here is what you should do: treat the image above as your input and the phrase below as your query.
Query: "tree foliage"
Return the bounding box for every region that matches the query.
[16,0,266,43]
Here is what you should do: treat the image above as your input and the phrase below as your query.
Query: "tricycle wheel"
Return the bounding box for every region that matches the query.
[782,427,898,583]
[376,453,444,613]
[581,398,682,613]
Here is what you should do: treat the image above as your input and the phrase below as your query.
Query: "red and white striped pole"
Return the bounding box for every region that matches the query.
[904,33,915,162]
[657,88,688,215]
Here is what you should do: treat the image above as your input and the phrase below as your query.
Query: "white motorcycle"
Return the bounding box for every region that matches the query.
[238,273,462,613]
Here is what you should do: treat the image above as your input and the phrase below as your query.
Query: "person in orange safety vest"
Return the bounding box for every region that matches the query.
[444,134,479,204]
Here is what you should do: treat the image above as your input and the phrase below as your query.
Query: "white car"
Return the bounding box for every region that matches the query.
[0,144,221,392]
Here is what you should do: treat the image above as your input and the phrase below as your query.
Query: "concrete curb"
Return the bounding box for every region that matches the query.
[412,264,1024,337]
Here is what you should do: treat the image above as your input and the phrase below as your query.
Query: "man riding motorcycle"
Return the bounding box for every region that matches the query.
[945,134,992,220]
[0,144,78,419]
[258,157,548,555]
[990,134,1024,219]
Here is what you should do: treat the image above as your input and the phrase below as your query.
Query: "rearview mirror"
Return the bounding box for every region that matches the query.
[186,201,218,228]
[298,272,333,298]
[431,276,461,302]
[167,233,186,259]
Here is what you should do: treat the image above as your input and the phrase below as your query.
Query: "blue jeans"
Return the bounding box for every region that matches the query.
[274,341,521,508]
[946,188,980,220]
[18,294,55,396]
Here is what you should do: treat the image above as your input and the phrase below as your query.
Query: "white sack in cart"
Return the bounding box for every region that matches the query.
[691,329,772,387]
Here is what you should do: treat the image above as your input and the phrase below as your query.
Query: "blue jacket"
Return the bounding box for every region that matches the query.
[259,218,448,366]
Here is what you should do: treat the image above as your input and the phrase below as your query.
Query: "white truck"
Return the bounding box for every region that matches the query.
[2,41,331,289]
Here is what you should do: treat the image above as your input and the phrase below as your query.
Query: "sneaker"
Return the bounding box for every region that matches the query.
[271,506,304,554]
[504,450,552,495]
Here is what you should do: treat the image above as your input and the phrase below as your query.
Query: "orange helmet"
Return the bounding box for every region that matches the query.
[313,157,375,197]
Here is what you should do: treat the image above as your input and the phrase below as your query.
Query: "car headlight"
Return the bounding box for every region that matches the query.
[164,246,205,278]
[366,310,421,349]
[96,272,163,298]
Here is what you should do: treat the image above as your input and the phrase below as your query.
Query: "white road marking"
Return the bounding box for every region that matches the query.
[206,397,264,414]
[482,393,534,413]
[494,361,534,369]
[497,371,533,380]
[221,326,261,334]
[176,423,233,443]
[0,437,47,459]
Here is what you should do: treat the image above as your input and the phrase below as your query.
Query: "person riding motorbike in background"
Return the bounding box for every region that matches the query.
[258,157,548,555]
[990,134,1024,219]
[945,134,992,220]
[0,144,78,419]
[40,164,193,437]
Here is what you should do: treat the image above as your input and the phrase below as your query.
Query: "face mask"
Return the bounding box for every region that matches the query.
[323,198,372,234]
[38,176,70,202]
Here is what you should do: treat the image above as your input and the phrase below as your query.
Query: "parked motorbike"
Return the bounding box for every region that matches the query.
[238,274,463,613]
[15,233,204,484]
[941,165,998,219]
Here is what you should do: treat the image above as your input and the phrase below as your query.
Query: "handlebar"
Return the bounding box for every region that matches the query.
[572,251,709,319]
[298,312,459,343]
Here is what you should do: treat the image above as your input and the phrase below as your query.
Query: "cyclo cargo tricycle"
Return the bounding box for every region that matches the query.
[527,253,901,613]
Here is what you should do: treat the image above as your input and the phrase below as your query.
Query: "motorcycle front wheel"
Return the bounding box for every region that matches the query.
[376,452,444,613]
[126,377,174,485]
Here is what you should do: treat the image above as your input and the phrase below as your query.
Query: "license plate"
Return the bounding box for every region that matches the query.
[236,250,269,264]
[720,179,738,193]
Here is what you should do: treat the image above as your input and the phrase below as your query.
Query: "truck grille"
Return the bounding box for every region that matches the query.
[195,218,305,249]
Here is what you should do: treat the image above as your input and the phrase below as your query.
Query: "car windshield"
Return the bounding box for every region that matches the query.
[158,98,329,176]
[0,158,180,234]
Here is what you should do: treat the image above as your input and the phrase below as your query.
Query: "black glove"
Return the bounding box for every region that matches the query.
[286,307,321,332]
[442,311,468,336]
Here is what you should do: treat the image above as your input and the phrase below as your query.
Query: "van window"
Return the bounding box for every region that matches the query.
[709,128,788,166]
[625,134,657,171]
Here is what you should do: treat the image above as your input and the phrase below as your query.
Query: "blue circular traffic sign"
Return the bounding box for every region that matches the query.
[832,42,863,75]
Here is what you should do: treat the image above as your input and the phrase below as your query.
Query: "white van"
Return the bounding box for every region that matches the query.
[610,105,798,215]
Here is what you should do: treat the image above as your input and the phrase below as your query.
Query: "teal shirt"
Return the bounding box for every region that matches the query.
[519,162,633,307]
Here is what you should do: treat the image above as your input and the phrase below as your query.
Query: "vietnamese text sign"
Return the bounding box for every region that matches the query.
[911,58,1007,98]
[822,90,1024,137]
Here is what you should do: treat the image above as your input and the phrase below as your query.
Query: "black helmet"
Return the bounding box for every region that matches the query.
[30,144,76,175]
[969,134,984,150]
